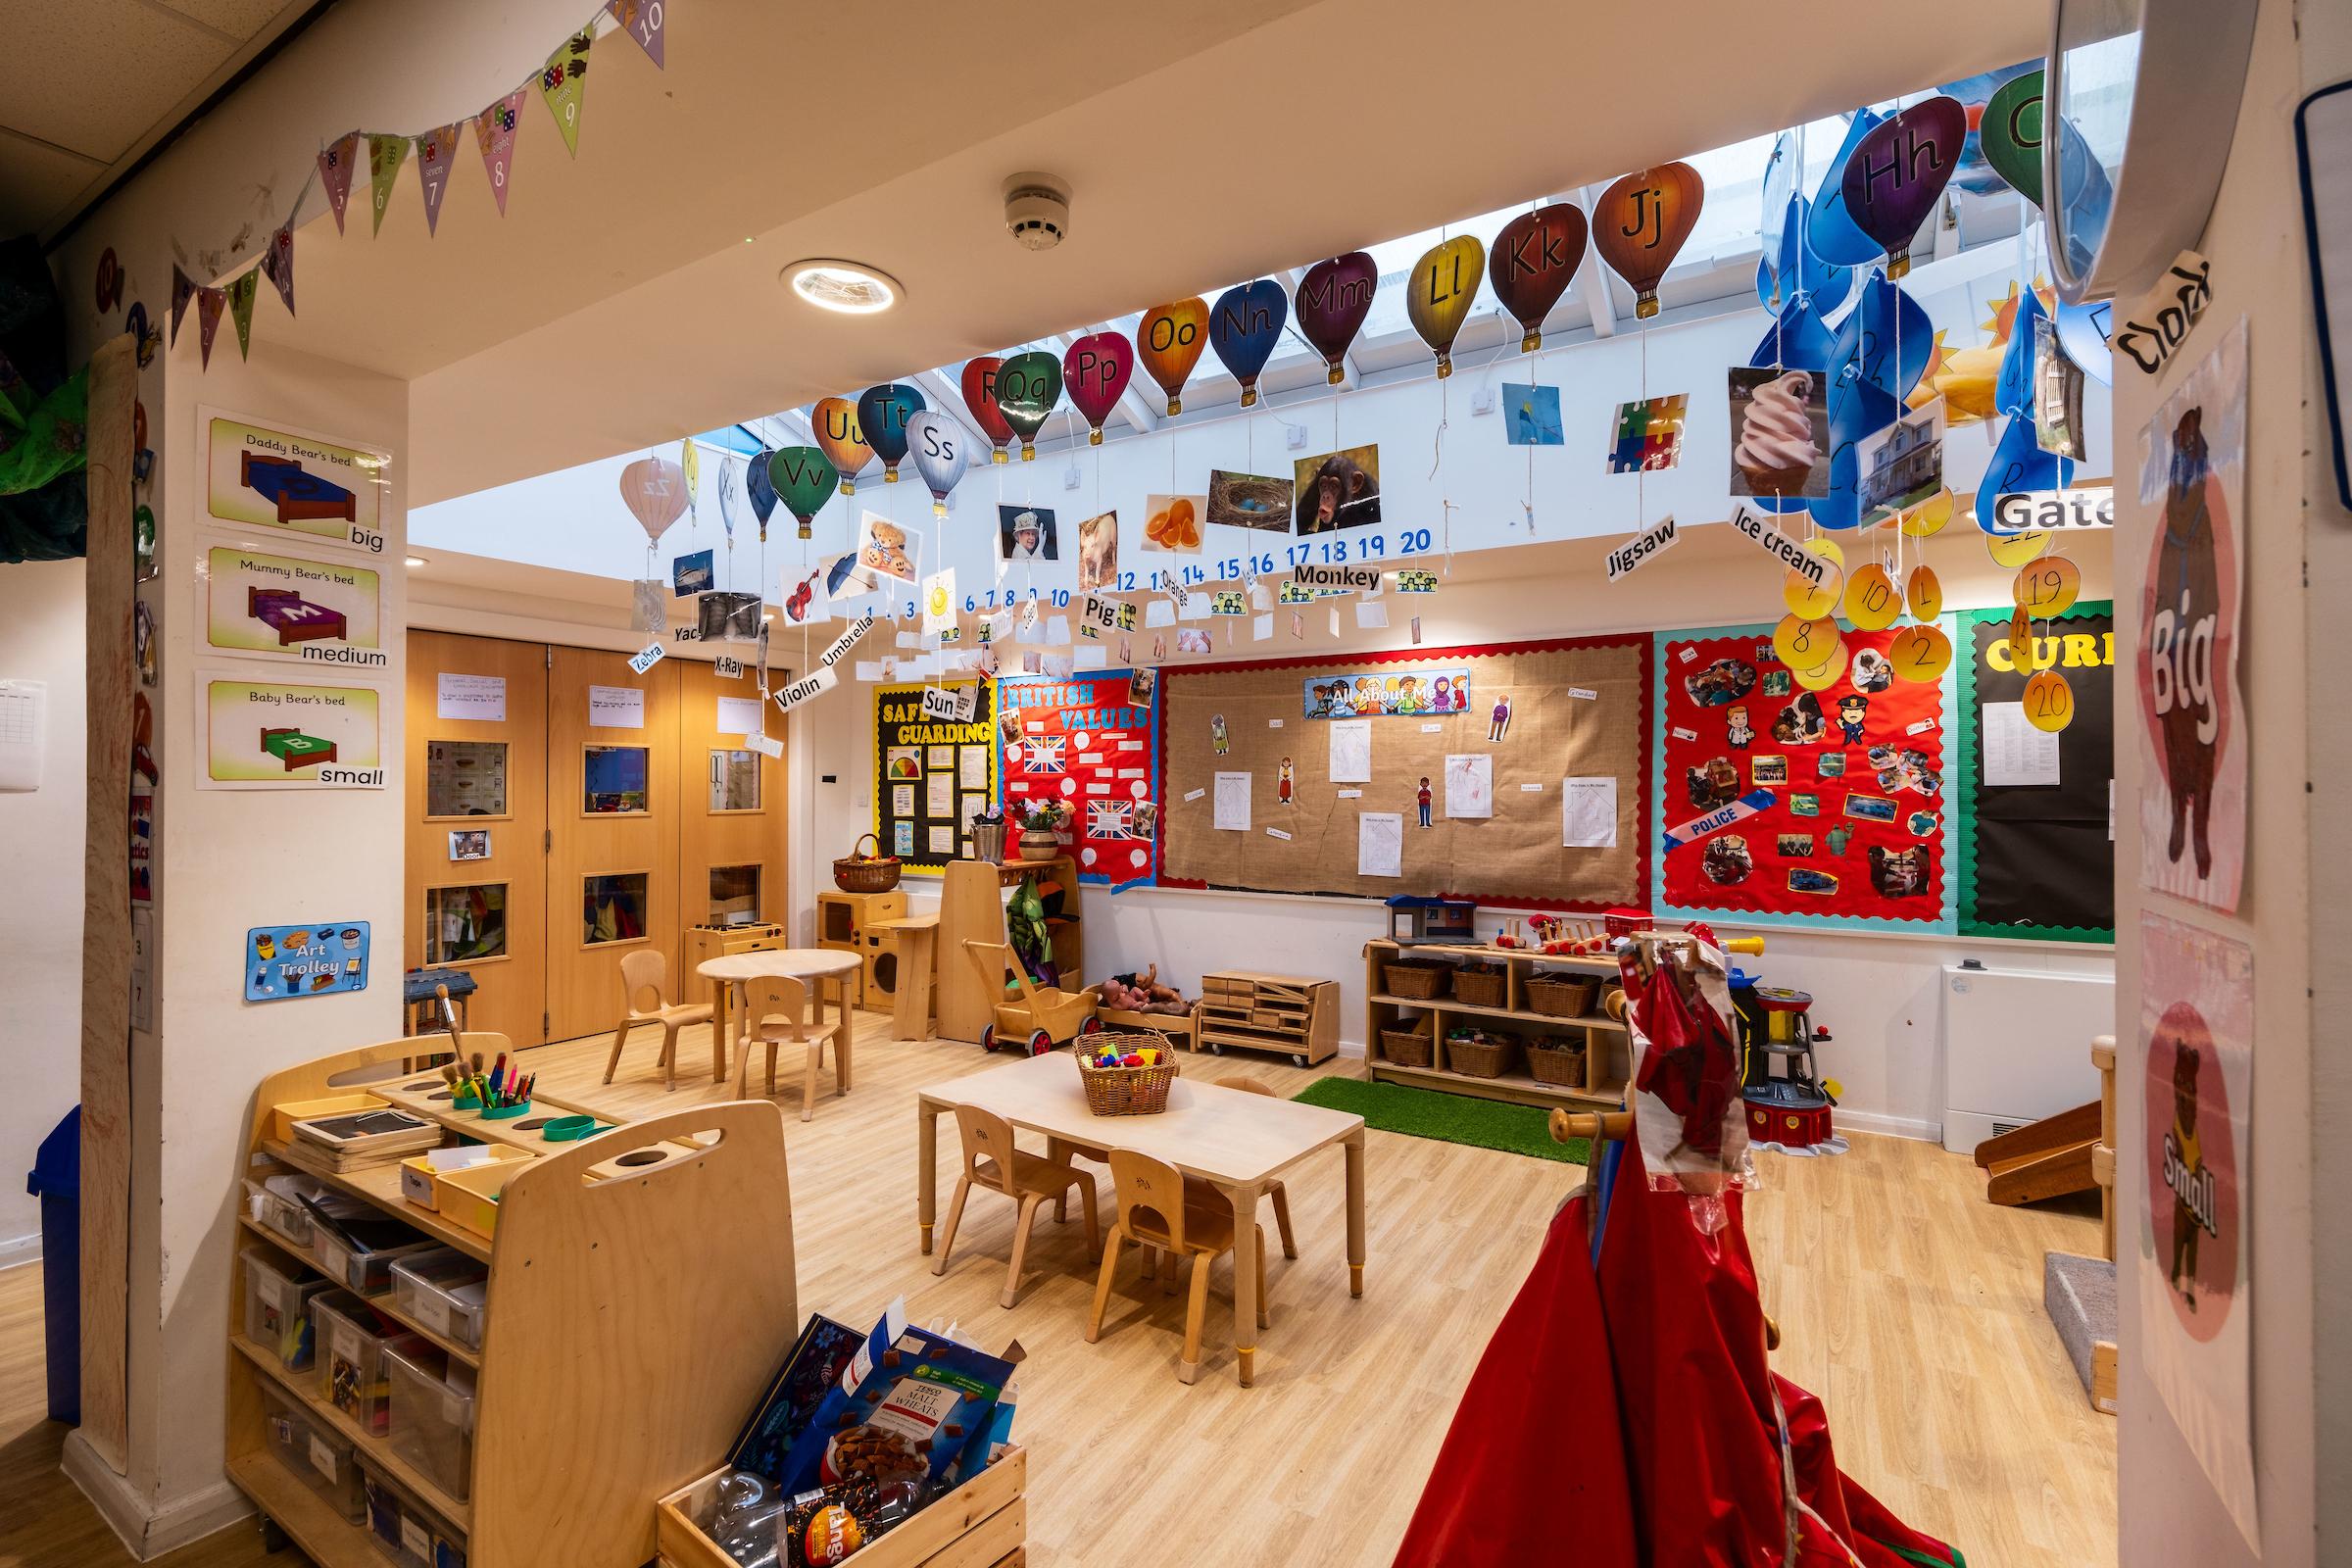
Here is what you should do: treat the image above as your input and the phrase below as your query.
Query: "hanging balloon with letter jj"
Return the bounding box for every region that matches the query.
[1490,204,1588,351]
[1406,235,1484,377]
[619,456,689,545]
[1137,297,1208,415]
[1839,95,1966,278]
[766,446,838,541]
[1208,280,1287,408]
[1592,163,1704,318]
[904,411,968,518]
[1296,253,1378,383]
[856,383,926,482]
[1063,330,1135,446]
[811,397,873,494]
[993,350,1062,461]
[959,357,1017,464]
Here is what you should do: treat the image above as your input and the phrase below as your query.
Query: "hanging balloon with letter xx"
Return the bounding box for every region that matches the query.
[1296,253,1378,382]
[1592,164,1703,319]
[856,383,925,482]
[905,411,968,517]
[1137,298,1208,415]
[1063,330,1134,445]
[811,398,873,495]
[994,350,1062,461]
[1406,235,1483,376]
[766,446,837,541]
[960,358,1017,464]
[1490,205,1588,352]
[1839,95,1966,278]
[1209,281,1287,408]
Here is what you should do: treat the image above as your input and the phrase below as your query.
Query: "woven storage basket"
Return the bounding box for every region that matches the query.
[1074,1033,1181,1115]
[1446,1031,1520,1079]
[1379,1021,1435,1069]
[1383,960,1449,1000]
[1526,1041,1589,1087]
[832,832,903,894]
[1452,964,1507,1008]
[1525,973,1601,1018]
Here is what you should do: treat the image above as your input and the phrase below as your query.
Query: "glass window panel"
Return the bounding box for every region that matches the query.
[710,748,760,811]
[583,873,649,945]
[710,864,761,926]
[426,740,508,817]
[425,884,508,963]
[584,746,650,813]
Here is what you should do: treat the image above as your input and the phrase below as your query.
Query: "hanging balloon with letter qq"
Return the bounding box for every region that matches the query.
[1208,280,1287,408]
[811,397,873,494]
[1406,235,1484,377]
[766,446,838,541]
[905,411,968,518]
[856,383,926,482]
[618,456,688,545]
[1489,204,1588,351]
[993,350,1063,462]
[1063,330,1135,445]
[1137,298,1208,414]
[960,357,1018,464]
[1592,163,1704,318]
[1296,253,1378,383]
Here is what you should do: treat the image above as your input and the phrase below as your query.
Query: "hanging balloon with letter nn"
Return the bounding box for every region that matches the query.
[1137,298,1208,414]
[856,383,926,482]
[1063,330,1135,445]
[1406,235,1484,376]
[1592,164,1703,319]
[1489,205,1587,352]
[1296,253,1378,383]
[767,446,838,541]
[1208,280,1287,408]
[959,357,1018,464]
[905,411,968,517]
[994,350,1062,461]
[618,456,689,545]
[1839,95,1966,278]
[811,397,873,494]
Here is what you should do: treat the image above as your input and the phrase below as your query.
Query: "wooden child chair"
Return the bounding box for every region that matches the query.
[1087,1149,1268,1385]
[1225,1079,1299,1261]
[601,950,713,1092]
[934,1104,1100,1308]
[736,973,850,1120]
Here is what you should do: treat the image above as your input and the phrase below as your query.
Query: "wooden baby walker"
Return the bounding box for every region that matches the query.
[962,939,1103,1055]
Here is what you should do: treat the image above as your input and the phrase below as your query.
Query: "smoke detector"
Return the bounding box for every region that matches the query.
[1002,172,1072,251]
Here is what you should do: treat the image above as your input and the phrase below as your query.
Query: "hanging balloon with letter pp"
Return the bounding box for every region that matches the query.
[1063,330,1135,445]
[1489,205,1587,352]
[960,357,1018,464]
[1296,253,1378,382]
[1208,280,1287,408]
[1137,298,1208,415]
[856,383,925,482]
[994,350,1062,461]
[905,411,968,517]
[618,457,688,545]
[1839,95,1966,278]
[811,397,873,494]
[766,446,837,541]
[1406,236,1484,376]
[1592,164,1703,319]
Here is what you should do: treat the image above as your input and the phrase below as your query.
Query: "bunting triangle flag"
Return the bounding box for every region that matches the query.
[228,270,260,361]
[474,90,524,216]
[170,266,196,343]
[415,122,464,236]
[606,0,665,69]
[196,287,227,368]
[318,132,360,234]
[367,133,409,236]
[260,220,295,316]
[537,28,593,157]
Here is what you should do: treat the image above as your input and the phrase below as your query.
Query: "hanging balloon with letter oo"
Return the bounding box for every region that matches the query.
[618,456,689,546]
[856,383,925,482]
[766,446,838,541]
[1489,205,1587,352]
[1208,280,1287,408]
[905,411,968,517]
[1406,235,1484,377]
[993,350,1063,461]
[1137,298,1208,415]
[1296,253,1377,383]
[959,357,1018,464]
[811,397,873,494]
[1592,163,1704,318]
[1839,95,1966,278]
[1063,330,1135,445]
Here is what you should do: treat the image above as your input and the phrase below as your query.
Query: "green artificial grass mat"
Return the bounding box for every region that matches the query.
[1291,1076,1591,1164]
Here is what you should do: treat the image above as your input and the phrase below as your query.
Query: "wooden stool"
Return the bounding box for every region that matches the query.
[934,1105,1099,1308]
[1087,1149,1268,1385]
[737,973,850,1120]
[1224,1079,1299,1260]
[601,951,713,1092]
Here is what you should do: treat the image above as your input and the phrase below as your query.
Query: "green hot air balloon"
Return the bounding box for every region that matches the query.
[766,446,839,541]
[993,350,1062,462]
[1980,71,2045,207]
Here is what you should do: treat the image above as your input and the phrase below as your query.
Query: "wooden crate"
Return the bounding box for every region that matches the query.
[1198,971,1339,1066]
[657,1448,1026,1568]
[1097,1003,1199,1052]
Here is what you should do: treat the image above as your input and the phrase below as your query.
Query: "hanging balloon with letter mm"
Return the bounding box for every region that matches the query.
[1137,298,1208,414]
[960,357,1018,464]
[1208,280,1287,408]
[1063,330,1135,445]
[1592,163,1703,318]
[618,457,688,545]
[811,398,873,494]
[905,411,968,517]
[994,351,1063,461]
[1405,236,1484,376]
[1838,95,1966,278]
[1296,253,1378,382]
[856,383,926,482]
[766,446,838,540]
[1490,205,1588,352]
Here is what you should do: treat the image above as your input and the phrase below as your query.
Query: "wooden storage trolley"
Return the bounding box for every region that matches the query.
[1362,937,1629,1108]
[659,1446,1028,1568]
[1199,971,1339,1066]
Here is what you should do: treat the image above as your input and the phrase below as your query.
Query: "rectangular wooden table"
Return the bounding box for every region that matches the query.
[914,1053,1367,1386]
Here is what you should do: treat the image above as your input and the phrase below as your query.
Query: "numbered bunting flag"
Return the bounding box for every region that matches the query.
[169,265,196,343]
[195,286,227,368]
[475,90,524,215]
[607,0,665,66]
[366,133,409,236]
[260,219,295,315]
[539,27,594,157]
[415,122,464,235]
[318,132,359,234]
[227,270,260,361]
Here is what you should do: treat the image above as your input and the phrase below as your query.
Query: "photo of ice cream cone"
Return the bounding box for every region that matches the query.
[1731,368,1828,498]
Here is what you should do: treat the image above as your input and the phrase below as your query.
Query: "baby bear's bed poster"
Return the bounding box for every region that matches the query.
[1654,623,1954,929]
[997,670,1162,891]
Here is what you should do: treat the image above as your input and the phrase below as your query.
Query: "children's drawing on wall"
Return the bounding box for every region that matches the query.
[1502,383,1564,446]
[1488,692,1513,743]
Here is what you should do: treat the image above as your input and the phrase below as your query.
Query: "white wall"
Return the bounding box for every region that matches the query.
[0,559,90,1264]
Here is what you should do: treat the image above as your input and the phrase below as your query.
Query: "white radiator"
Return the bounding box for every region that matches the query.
[1940,964,2116,1154]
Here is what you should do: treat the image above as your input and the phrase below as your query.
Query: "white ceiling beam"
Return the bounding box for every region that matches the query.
[1571,182,1619,338]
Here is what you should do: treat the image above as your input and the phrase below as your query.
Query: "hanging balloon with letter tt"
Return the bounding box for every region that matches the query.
[855,383,925,482]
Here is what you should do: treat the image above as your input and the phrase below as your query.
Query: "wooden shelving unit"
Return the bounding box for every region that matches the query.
[1199,972,1339,1066]
[1362,938,1630,1109]
[935,855,1082,1045]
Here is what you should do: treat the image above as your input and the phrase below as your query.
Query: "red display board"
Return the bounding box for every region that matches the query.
[1657,627,1947,925]
[998,671,1160,891]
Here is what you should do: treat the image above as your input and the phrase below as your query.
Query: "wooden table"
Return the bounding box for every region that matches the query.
[914,1052,1367,1386]
[869,913,939,1040]
[698,949,861,1086]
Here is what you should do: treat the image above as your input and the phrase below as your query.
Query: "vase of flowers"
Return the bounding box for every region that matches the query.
[1014,798,1069,862]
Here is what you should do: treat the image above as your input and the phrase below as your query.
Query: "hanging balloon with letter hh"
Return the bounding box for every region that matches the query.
[1062,330,1135,445]
[766,446,838,541]
[1209,280,1287,408]
[856,383,926,482]
[1296,253,1378,382]
[811,397,873,494]
[1592,164,1703,319]
[1406,236,1484,376]
[1137,298,1208,415]
[1489,206,1588,352]
[746,448,779,533]
[959,357,1018,464]
[904,411,968,517]
[993,350,1062,461]
[1839,95,1966,278]
[618,457,689,545]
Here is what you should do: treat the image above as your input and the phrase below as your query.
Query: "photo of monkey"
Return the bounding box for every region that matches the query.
[1293,443,1382,534]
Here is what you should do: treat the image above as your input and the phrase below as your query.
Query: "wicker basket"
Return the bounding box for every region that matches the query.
[1379,1021,1435,1069]
[1445,1030,1521,1079]
[832,832,903,893]
[1452,964,1507,1008]
[1526,1041,1589,1087]
[1075,1033,1181,1115]
[1525,973,1601,1018]
[1383,960,1450,1000]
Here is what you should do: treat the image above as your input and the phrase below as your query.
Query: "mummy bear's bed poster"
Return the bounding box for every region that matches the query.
[204,545,387,668]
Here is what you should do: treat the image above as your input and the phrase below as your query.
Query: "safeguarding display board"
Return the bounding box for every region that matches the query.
[1653,623,1954,929]
[998,671,1161,891]
[1954,601,2116,940]
[1158,636,1649,908]
[872,679,998,873]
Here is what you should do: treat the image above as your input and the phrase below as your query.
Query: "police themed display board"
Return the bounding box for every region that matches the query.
[1955,602,2117,940]
[871,679,999,873]
[1653,624,1952,928]
[999,671,1162,891]
[1157,637,1648,908]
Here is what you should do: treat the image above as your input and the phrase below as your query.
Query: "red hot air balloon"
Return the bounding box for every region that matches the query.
[1592,163,1705,318]
[1063,330,1135,446]
[1490,204,1589,351]
[960,356,1018,465]
[1296,253,1378,384]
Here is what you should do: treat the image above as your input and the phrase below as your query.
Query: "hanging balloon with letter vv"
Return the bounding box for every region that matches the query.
[1296,253,1377,383]
[1137,298,1208,415]
[1489,205,1587,352]
[1208,280,1286,408]
[811,397,873,494]
[959,357,1018,464]
[856,383,925,482]
[993,351,1062,461]
[1406,235,1483,376]
[1062,330,1134,445]
[766,446,838,540]
[904,411,969,517]
[1592,164,1703,318]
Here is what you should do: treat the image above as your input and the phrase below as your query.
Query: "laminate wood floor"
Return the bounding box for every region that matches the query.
[0,1018,2115,1567]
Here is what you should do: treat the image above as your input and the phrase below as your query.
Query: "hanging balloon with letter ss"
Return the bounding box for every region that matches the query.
[1296,253,1378,382]
[746,448,779,532]
[959,357,1017,464]
[1489,206,1587,352]
[811,397,873,494]
[1137,298,1208,415]
[1406,236,1484,376]
[1839,95,1966,278]
[618,457,688,545]
[766,446,838,541]
[1592,164,1704,319]
[994,350,1062,462]
[856,383,926,482]
[905,411,968,518]
[1062,330,1135,446]
[1209,281,1287,408]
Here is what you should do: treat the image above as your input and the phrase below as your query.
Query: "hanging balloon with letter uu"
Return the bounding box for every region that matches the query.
[1490,205,1588,351]
[1137,298,1208,415]
[1296,253,1378,382]
[619,456,688,546]
[856,384,925,482]
[960,357,1018,464]
[1838,95,1966,278]
[767,446,838,541]
[994,350,1062,461]
[1406,236,1484,377]
[1208,280,1287,408]
[1063,330,1135,445]
[905,411,968,518]
[811,397,873,494]
[1592,163,1703,319]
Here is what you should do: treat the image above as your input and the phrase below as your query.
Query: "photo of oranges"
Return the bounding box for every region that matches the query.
[1143,493,1204,553]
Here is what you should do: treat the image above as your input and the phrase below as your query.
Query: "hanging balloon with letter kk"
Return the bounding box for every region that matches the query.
[1296,253,1378,383]
[905,411,968,518]
[1839,95,1966,278]
[1592,164,1703,318]
[1406,235,1484,376]
[856,383,926,482]
[811,397,873,494]
[1137,298,1208,415]
[766,446,837,541]
[960,357,1017,464]
[618,456,688,545]
[994,350,1063,461]
[1062,330,1135,445]
[1490,205,1588,352]
[1208,280,1287,408]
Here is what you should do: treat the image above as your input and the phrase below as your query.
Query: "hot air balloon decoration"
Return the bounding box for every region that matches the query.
[1406,235,1483,376]
[1296,253,1377,383]
[1063,330,1135,445]
[1592,164,1703,319]
[856,383,926,482]
[905,411,968,517]
[1489,205,1587,352]
[746,447,779,533]
[960,357,1017,464]
[1138,297,1208,415]
[618,456,689,545]
[766,446,838,541]
[1208,280,1286,408]
[1838,95,1966,279]
[811,397,874,494]
[994,350,1063,461]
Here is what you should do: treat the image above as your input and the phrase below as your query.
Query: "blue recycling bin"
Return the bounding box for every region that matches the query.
[25,1106,79,1425]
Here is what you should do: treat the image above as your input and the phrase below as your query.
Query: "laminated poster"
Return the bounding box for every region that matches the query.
[200,673,384,789]
[204,545,387,668]
[998,671,1161,889]
[202,407,390,556]
[872,680,997,873]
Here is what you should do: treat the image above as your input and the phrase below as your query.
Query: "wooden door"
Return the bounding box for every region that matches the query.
[675,660,791,1006]
[547,647,681,1041]
[406,632,549,1047]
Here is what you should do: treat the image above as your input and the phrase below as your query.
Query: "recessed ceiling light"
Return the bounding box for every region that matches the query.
[783,259,902,315]
[405,555,429,568]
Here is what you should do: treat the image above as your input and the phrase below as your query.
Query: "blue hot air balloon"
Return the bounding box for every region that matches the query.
[856,383,926,482]
[1756,194,1853,315]
[1806,361,1901,532]
[1750,291,1839,378]
[746,447,779,530]
[1208,280,1288,408]
[1836,270,1936,403]
[1806,109,1889,269]
[1976,414,2077,532]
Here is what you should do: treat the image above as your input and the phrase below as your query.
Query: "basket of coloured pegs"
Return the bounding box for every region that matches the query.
[1075,1032,1181,1115]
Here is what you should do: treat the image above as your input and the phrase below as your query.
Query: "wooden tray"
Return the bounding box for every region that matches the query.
[657,1448,1026,1568]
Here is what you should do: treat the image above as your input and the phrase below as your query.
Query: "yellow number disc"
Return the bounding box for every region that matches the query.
[1889,622,1954,683]
[1986,528,2052,567]
[2006,605,2034,668]
[1842,563,1901,630]
[1773,612,1842,669]
[1898,489,1955,537]
[2013,554,2082,615]
[1906,564,1943,620]
[2023,668,2076,732]
[1790,637,1850,692]
[1784,559,1842,619]
[1805,537,1845,569]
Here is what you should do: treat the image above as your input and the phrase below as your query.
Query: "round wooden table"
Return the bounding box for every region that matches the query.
[697,949,862,1096]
